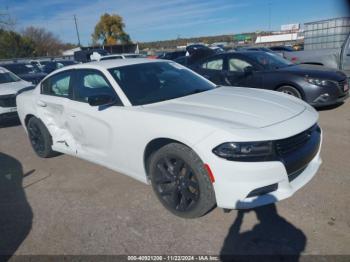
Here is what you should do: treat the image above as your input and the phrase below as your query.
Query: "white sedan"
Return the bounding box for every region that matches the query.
[0,67,31,121]
[16,59,322,218]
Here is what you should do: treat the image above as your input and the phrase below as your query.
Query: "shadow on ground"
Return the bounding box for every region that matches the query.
[220,196,306,261]
[0,153,33,259]
[0,117,21,128]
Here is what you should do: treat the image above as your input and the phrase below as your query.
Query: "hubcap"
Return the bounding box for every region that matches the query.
[154,156,199,212]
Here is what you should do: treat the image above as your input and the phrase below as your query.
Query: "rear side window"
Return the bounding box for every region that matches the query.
[201,58,223,70]
[228,58,252,72]
[41,71,72,97]
[73,69,122,105]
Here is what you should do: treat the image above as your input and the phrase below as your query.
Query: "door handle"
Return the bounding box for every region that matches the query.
[37,100,47,107]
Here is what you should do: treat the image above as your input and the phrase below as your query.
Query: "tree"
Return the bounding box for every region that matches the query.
[92,13,131,45]
[22,26,64,56]
[0,29,34,58]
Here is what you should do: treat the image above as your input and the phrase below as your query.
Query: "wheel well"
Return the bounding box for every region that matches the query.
[143,138,184,179]
[24,114,35,127]
[275,83,304,99]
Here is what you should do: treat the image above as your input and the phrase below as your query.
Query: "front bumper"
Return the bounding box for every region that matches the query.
[0,107,18,120]
[207,130,322,210]
[305,80,349,107]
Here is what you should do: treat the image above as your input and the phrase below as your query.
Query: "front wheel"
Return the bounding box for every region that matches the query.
[149,143,216,218]
[277,85,302,99]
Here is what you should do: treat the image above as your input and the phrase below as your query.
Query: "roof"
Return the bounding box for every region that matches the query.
[42,58,166,79]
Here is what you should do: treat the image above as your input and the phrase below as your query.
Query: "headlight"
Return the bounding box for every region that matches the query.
[305,77,328,86]
[212,142,274,161]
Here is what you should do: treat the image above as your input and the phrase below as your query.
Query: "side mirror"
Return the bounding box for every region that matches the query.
[88,94,115,106]
[244,66,254,75]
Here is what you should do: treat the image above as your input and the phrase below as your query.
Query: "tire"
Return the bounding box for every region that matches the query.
[149,143,216,218]
[27,117,58,158]
[277,85,302,99]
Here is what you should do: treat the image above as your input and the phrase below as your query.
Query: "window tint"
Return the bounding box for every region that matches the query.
[201,58,223,70]
[228,58,253,72]
[41,71,71,97]
[74,70,120,104]
[108,62,215,105]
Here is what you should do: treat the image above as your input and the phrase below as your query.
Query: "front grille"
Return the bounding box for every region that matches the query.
[276,125,317,155]
[275,125,321,175]
[0,94,16,108]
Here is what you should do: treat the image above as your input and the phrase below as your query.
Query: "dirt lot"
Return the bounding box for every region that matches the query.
[0,101,349,257]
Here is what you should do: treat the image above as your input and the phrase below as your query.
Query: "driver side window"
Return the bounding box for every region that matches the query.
[73,69,122,105]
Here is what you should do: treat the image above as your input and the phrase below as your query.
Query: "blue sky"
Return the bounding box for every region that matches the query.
[1,0,349,45]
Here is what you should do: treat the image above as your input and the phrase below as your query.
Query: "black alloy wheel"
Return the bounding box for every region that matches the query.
[153,155,200,212]
[149,143,216,218]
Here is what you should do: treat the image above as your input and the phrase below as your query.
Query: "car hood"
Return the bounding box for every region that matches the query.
[277,64,347,81]
[0,80,32,96]
[142,86,307,129]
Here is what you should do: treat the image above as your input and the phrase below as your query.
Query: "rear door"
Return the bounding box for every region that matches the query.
[36,70,77,155]
[225,54,263,88]
[194,55,226,85]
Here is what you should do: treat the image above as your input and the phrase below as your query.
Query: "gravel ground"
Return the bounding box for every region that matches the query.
[0,101,349,258]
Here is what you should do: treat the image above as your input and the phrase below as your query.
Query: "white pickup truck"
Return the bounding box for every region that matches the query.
[284,33,350,77]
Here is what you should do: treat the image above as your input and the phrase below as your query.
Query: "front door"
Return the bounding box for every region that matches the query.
[64,69,123,163]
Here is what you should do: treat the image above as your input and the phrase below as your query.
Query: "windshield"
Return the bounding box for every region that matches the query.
[3,64,40,74]
[108,62,216,105]
[245,52,293,70]
[0,71,21,84]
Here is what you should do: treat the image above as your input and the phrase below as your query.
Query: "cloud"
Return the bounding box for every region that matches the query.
[6,0,250,44]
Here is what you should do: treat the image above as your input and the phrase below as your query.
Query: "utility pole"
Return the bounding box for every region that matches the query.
[268,2,272,31]
[73,15,81,46]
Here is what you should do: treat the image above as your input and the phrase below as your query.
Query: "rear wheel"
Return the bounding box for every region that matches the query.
[149,143,216,218]
[277,85,302,99]
[27,117,58,158]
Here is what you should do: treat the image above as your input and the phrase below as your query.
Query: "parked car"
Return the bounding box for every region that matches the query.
[157,50,186,60]
[239,47,274,53]
[0,62,47,84]
[0,67,31,121]
[98,54,146,61]
[42,60,78,74]
[284,33,350,77]
[189,51,349,107]
[17,59,322,218]
[269,46,295,52]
